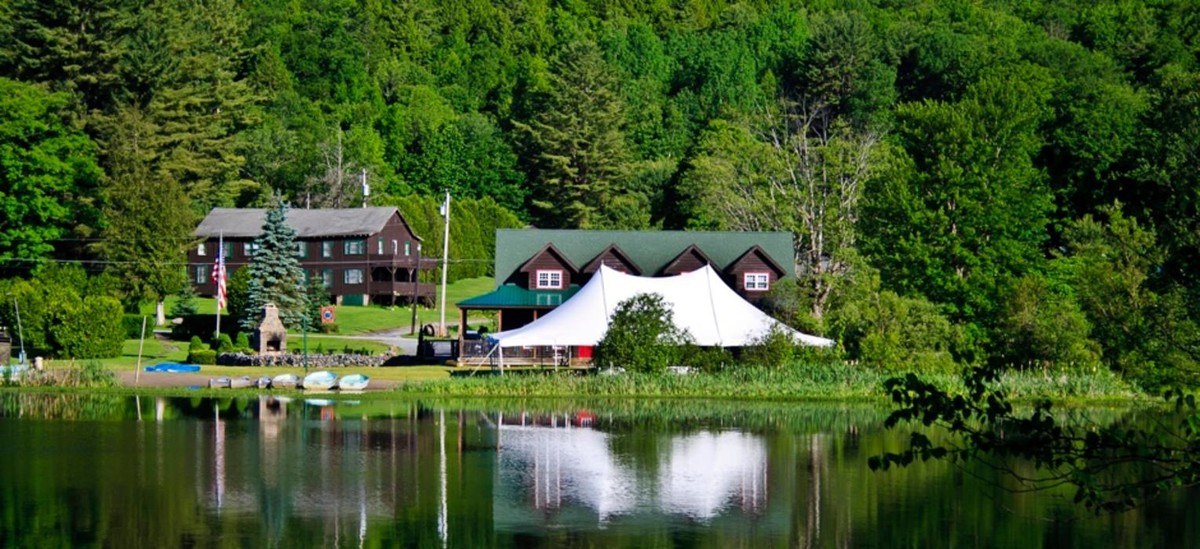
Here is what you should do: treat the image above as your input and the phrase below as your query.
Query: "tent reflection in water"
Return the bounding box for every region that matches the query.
[483,264,834,369]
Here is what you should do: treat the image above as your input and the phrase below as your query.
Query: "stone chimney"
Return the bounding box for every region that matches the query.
[253,303,288,355]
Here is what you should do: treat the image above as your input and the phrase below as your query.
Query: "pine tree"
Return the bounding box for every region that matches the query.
[514,40,631,228]
[240,196,307,331]
[96,104,195,326]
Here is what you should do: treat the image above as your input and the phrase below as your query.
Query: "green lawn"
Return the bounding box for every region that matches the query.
[141,276,498,336]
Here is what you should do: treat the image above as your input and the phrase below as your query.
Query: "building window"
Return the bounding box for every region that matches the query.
[404,240,411,256]
[344,268,364,285]
[321,269,333,288]
[197,243,207,256]
[535,270,564,289]
[222,241,233,258]
[377,238,384,255]
[744,272,770,291]
[321,241,334,258]
[195,265,208,284]
[344,239,366,255]
[243,242,259,256]
[296,241,307,258]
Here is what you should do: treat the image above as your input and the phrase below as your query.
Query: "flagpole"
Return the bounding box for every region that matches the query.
[214,233,223,341]
[439,190,450,337]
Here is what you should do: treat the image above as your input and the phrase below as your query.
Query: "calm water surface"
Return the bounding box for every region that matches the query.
[0,393,1195,548]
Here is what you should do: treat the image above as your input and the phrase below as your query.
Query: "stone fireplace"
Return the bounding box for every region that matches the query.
[253,303,288,355]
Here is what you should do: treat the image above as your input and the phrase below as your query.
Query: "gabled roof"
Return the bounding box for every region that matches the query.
[725,245,787,277]
[194,207,419,239]
[581,244,641,274]
[493,229,794,288]
[517,243,580,273]
[660,244,716,276]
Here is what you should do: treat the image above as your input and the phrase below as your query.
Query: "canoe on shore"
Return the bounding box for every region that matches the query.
[228,376,253,389]
[271,374,299,390]
[208,377,230,389]
[338,374,370,392]
[301,371,337,391]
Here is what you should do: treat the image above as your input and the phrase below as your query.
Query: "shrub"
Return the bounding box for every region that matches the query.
[235,332,251,353]
[741,324,801,369]
[680,345,734,373]
[188,349,217,365]
[122,315,148,339]
[594,293,690,374]
[215,333,234,353]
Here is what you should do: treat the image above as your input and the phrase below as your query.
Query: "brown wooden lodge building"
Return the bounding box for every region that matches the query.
[188,207,435,306]
[457,228,795,337]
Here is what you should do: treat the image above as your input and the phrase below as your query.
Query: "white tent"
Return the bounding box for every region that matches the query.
[487,265,833,348]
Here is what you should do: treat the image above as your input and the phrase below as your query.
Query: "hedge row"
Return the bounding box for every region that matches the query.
[216,352,395,367]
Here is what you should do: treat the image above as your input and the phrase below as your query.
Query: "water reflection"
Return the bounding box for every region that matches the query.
[495,419,767,527]
[0,392,1196,548]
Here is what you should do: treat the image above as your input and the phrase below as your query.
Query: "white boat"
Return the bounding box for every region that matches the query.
[271,373,299,390]
[301,371,337,391]
[337,374,370,392]
[208,377,231,389]
[256,376,272,389]
[229,376,253,389]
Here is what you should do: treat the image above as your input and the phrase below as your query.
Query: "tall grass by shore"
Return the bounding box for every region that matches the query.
[392,362,1142,402]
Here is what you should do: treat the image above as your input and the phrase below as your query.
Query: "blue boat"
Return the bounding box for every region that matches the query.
[301,371,337,391]
[337,374,370,392]
[145,363,201,373]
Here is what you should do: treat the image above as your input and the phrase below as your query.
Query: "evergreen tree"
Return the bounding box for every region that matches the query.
[96,105,195,325]
[514,40,632,228]
[240,196,307,331]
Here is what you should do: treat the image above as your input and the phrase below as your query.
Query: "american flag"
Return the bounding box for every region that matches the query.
[212,237,227,311]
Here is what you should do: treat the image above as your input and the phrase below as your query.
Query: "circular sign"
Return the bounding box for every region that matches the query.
[320,306,335,324]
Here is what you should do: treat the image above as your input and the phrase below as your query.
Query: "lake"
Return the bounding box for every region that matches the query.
[0,393,1195,547]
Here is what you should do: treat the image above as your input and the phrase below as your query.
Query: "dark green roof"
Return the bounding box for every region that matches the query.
[458,284,581,309]
[493,229,794,288]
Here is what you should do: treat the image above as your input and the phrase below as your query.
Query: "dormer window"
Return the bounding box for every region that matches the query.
[744,272,770,291]
[535,270,564,289]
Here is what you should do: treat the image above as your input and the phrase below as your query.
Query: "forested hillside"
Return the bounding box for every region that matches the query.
[0,0,1197,383]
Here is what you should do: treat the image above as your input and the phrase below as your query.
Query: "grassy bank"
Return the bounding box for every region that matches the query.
[391,362,1144,403]
[11,360,1146,404]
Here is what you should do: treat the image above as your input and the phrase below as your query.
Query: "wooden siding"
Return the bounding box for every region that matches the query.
[726,246,787,299]
[581,245,641,275]
[187,210,432,303]
[513,246,576,289]
[660,245,714,276]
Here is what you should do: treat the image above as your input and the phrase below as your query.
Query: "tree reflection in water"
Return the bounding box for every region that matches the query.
[0,394,1195,547]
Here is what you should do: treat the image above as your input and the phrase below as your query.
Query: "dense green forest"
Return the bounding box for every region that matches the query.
[0,0,1197,386]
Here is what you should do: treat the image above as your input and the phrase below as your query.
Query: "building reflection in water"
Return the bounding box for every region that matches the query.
[493,412,769,528]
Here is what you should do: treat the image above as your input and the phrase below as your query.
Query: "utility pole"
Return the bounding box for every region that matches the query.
[361,169,369,208]
[439,190,450,337]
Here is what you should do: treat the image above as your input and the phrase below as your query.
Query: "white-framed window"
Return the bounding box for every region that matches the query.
[243,242,259,256]
[344,268,364,285]
[197,243,207,256]
[321,241,334,258]
[377,238,384,254]
[535,270,564,289]
[744,272,770,291]
[195,265,208,284]
[296,241,308,258]
[321,269,333,288]
[344,239,366,255]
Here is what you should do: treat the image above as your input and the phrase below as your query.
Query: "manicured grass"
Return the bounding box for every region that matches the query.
[142,276,498,336]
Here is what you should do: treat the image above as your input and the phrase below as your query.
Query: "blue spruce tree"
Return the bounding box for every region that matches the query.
[240,196,308,331]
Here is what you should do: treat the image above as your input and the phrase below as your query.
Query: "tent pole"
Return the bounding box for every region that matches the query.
[705,265,723,347]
